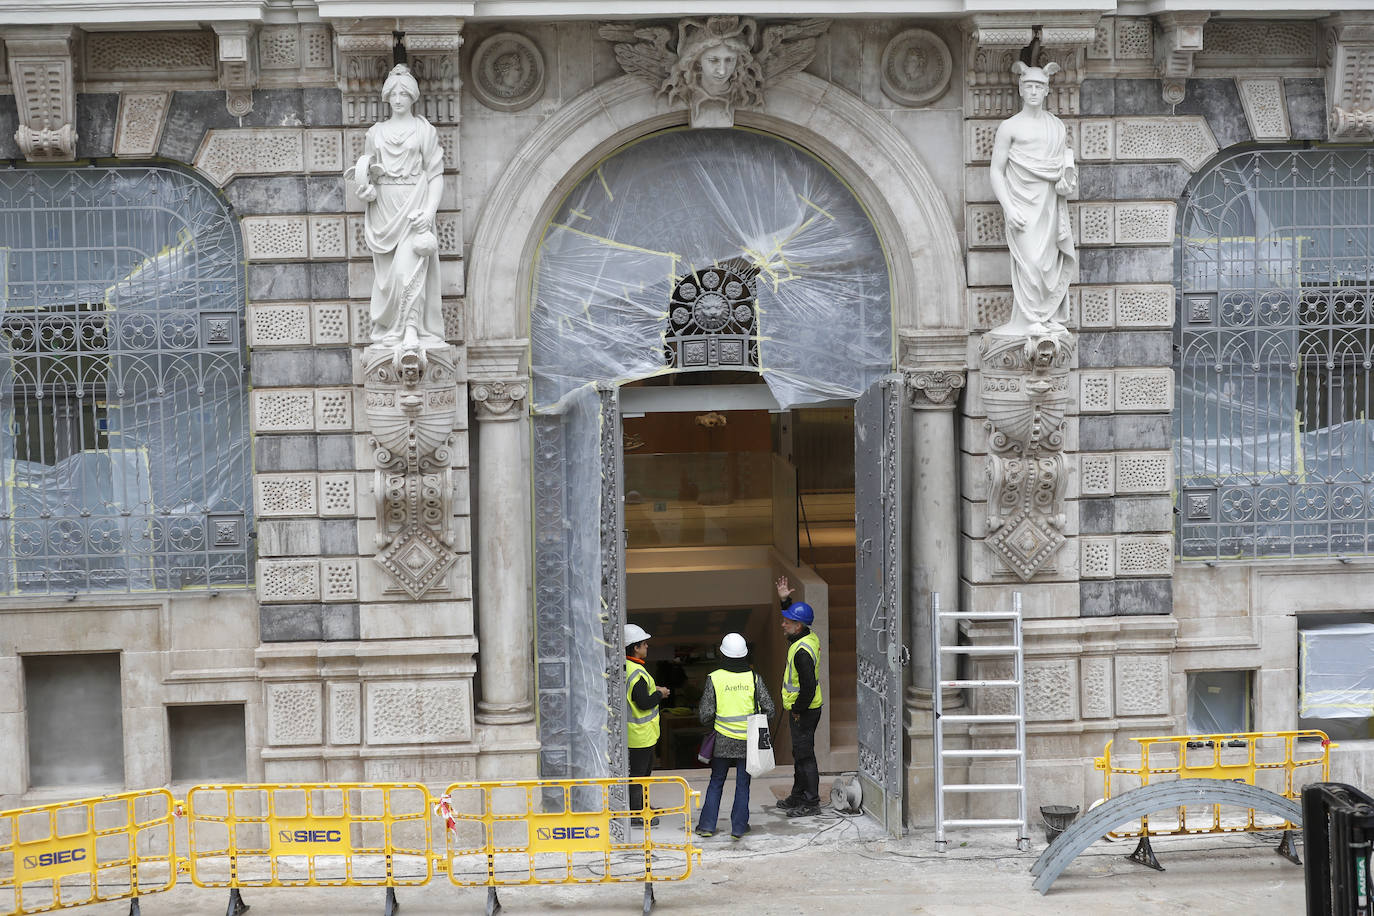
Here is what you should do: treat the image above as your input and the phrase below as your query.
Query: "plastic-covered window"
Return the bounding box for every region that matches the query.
[0,167,251,594]
[1176,148,1374,560]
[531,127,892,411]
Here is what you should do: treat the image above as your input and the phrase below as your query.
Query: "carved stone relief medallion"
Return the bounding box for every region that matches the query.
[881,28,952,107]
[470,32,545,112]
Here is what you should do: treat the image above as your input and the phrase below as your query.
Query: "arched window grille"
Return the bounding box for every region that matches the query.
[0,167,251,593]
[1176,148,1374,560]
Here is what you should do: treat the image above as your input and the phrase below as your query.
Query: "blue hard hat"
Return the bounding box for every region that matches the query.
[781,602,814,625]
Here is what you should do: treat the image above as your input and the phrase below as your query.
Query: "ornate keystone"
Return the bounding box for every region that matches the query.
[980,332,1074,580]
[364,344,462,599]
[598,16,829,127]
[471,379,528,421]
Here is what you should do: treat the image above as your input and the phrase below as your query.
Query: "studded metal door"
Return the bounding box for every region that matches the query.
[854,374,906,836]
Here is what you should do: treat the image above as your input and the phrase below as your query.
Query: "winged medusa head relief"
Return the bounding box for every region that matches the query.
[598,16,830,127]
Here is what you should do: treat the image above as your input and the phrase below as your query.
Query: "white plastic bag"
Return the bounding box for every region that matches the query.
[746,713,775,776]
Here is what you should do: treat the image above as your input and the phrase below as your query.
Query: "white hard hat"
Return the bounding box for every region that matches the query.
[625,623,651,645]
[720,633,748,658]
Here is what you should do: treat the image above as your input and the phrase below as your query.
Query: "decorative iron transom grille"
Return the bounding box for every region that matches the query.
[0,167,252,593]
[1176,148,1374,560]
[663,259,759,371]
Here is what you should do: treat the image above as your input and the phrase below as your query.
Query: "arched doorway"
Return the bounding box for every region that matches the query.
[529,125,906,828]
[465,73,965,833]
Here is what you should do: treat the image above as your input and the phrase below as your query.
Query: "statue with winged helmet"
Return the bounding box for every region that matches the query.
[599,16,830,127]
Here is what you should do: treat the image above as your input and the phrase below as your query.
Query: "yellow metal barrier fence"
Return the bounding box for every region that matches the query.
[5,777,701,914]
[184,783,432,890]
[1095,730,1333,839]
[441,776,700,911]
[1,788,177,916]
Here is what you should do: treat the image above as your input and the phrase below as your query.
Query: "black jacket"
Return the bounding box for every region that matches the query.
[781,597,819,711]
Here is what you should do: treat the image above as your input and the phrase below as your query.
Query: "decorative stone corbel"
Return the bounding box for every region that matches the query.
[1036,21,1097,117]
[980,333,1074,580]
[335,22,396,126]
[401,19,463,126]
[963,16,1096,118]
[1155,12,1209,106]
[5,26,78,161]
[364,344,463,599]
[213,22,259,117]
[1325,13,1374,140]
[964,20,1034,119]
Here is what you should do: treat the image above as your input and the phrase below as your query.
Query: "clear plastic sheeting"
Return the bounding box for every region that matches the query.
[529,129,891,779]
[0,167,251,594]
[1299,623,1374,718]
[531,128,892,411]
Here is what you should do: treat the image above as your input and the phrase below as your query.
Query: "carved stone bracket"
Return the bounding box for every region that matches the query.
[335,23,396,126]
[5,26,78,161]
[905,368,966,410]
[1325,13,1374,140]
[471,379,528,422]
[979,332,1074,581]
[1037,23,1096,117]
[599,16,829,128]
[364,344,462,599]
[964,23,1033,119]
[402,19,463,125]
[1155,12,1209,106]
[213,22,259,117]
[964,16,1096,118]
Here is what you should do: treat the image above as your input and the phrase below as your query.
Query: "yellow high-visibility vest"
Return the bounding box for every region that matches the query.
[625,659,660,748]
[782,632,823,710]
[709,669,755,740]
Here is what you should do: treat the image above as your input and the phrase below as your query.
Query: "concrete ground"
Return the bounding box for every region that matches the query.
[42,774,1307,915]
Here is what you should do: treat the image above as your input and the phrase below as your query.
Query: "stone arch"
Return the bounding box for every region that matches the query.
[468,72,965,352]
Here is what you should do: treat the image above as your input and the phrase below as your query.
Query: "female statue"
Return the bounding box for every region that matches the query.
[989,61,1078,338]
[353,64,447,348]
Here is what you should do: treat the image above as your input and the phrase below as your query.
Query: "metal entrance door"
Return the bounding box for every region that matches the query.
[854,374,907,835]
[532,385,626,781]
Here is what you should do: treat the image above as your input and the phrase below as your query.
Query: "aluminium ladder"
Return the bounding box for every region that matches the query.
[931,591,1030,850]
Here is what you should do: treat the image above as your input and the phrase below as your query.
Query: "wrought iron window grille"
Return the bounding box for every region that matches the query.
[1176,148,1374,560]
[0,167,252,594]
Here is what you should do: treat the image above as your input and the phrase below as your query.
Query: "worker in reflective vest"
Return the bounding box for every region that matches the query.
[625,622,669,813]
[777,576,823,818]
[695,632,775,839]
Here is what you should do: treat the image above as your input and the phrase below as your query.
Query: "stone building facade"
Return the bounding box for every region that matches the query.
[1,1,1372,832]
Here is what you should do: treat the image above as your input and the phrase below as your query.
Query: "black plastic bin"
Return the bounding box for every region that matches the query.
[1302,782,1374,915]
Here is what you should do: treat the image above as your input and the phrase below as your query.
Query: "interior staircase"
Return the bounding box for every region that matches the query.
[799,491,857,772]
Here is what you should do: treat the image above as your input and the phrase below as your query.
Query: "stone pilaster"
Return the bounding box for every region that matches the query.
[903,366,967,828]
[471,376,534,725]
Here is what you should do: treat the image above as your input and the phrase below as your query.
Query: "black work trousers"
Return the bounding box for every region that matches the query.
[789,705,823,805]
[628,744,655,811]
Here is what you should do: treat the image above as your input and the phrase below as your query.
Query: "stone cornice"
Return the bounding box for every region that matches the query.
[4,3,1372,29]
